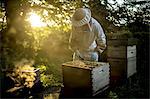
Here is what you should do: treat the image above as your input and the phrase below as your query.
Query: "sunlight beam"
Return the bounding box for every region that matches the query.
[28,12,46,27]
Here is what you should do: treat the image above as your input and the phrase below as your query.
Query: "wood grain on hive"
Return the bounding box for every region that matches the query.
[107,38,137,81]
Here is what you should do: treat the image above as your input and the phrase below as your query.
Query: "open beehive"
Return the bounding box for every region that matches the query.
[62,60,110,97]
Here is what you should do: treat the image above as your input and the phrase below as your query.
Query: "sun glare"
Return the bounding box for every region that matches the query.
[28,13,46,27]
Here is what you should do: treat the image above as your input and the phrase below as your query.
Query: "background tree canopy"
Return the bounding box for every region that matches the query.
[0,0,149,98]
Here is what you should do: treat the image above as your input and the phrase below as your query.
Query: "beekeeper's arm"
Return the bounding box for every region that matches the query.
[95,23,106,53]
[69,26,79,52]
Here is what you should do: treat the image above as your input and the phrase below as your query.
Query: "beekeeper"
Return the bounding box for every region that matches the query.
[69,8,106,61]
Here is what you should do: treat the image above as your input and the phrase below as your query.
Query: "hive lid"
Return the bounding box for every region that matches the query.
[107,38,138,46]
[62,60,108,70]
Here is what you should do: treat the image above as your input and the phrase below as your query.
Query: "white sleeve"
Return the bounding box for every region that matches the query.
[94,22,106,52]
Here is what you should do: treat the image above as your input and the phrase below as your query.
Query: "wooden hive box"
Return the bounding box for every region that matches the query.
[108,57,136,79]
[107,45,137,79]
[107,45,136,59]
[62,61,110,97]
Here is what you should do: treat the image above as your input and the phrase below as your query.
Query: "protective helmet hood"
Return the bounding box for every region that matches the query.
[71,8,91,27]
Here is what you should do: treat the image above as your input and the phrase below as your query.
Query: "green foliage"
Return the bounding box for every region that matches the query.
[0,9,7,31]
[108,91,118,99]
[1,0,73,66]
[105,0,149,26]
[37,65,63,87]
[36,64,47,72]
[40,73,63,87]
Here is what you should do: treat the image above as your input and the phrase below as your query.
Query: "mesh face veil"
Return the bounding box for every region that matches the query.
[71,8,91,27]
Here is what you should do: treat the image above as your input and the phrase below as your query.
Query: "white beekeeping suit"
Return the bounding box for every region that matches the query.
[69,8,106,61]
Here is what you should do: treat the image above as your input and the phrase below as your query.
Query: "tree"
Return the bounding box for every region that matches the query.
[1,0,149,98]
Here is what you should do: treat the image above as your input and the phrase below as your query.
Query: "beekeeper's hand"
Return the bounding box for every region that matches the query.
[94,46,104,54]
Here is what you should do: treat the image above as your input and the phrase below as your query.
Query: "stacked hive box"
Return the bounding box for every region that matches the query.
[62,61,110,97]
[107,37,137,82]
